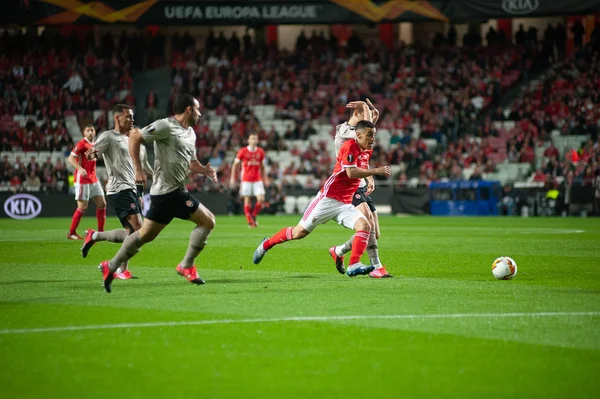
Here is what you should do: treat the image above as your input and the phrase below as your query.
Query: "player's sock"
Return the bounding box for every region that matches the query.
[367,231,383,269]
[69,208,85,234]
[108,231,142,272]
[96,208,106,232]
[349,230,370,265]
[93,229,128,243]
[116,261,128,274]
[252,202,262,217]
[335,235,354,257]
[244,204,253,224]
[263,227,293,250]
[180,226,211,268]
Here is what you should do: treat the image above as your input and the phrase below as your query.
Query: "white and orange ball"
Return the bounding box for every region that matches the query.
[492,256,518,280]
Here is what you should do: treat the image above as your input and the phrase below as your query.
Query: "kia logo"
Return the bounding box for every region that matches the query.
[4,194,42,220]
[502,0,539,15]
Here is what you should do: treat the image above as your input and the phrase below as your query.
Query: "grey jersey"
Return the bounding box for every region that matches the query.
[141,117,197,195]
[94,130,136,195]
[335,122,367,188]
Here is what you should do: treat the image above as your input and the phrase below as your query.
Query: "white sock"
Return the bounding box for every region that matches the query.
[92,231,98,240]
[370,257,383,269]
[335,245,344,257]
[116,262,127,273]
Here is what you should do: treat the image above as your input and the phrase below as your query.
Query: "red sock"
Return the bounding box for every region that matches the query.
[349,230,370,265]
[252,202,262,217]
[244,204,253,224]
[263,227,293,250]
[96,208,106,232]
[69,208,85,235]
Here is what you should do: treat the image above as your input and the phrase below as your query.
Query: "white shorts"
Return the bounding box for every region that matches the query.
[299,193,366,232]
[74,182,105,201]
[240,181,265,197]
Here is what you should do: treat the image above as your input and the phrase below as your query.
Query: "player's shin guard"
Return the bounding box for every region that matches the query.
[108,231,142,272]
[69,208,85,234]
[244,204,253,224]
[180,226,211,268]
[252,202,262,217]
[263,227,293,250]
[96,208,106,232]
[94,229,128,243]
[367,231,382,269]
[349,230,370,265]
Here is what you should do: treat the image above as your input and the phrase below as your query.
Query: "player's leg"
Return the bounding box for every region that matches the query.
[240,182,255,227]
[69,183,89,239]
[252,194,333,264]
[91,182,106,232]
[99,190,170,293]
[329,202,372,270]
[114,213,144,279]
[82,190,140,258]
[176,202,215,285]
[99,218,166,293]
[336,205,374,277]
[252,182,266,225]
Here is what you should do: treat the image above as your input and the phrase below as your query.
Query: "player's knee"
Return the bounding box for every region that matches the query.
[292,226,309,239]
[97,199,106,209]
[354,217,371,232]
[78,203,88,212]
[205,214,216,230]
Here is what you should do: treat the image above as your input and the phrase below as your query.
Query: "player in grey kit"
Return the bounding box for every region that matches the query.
[98,94,217,293]
[81,104,150,280]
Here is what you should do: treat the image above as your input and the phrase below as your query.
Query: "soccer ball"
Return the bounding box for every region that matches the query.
[492,256,518,280]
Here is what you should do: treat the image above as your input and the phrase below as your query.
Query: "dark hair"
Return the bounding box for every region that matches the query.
[112,103,131,114]
[173,94,196,114]
[83,124,95,130]
[355,120,375,131]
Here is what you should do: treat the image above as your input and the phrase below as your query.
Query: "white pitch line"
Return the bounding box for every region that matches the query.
[1,311,599,335]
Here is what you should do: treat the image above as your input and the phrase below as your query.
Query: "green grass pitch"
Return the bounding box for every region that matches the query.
[1,215,599,398]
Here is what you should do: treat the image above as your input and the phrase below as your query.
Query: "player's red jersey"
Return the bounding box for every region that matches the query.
[236,146,265,182]
[71,138,98,184]
[321,139,371,204]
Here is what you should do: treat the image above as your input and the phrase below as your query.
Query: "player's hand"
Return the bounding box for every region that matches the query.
[135,169,147,187]
[365,179,375,196]
[377,166,392,177]
[264,178,271,188]
[345,101,366,109]
[85,148,97,160]
[229,178,236,188]
[79,168,88,178]
[365,98,379,121]
[204,163,218,182]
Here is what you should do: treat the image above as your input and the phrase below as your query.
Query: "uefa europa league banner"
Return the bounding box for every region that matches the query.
[3,0,600,25]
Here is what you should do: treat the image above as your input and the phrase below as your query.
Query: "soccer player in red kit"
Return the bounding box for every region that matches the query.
[252,120,391,276]
[67,125,106,239]
[230,133,269,228]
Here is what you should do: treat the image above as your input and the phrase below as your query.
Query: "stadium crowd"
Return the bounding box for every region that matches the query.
[1,25,599,197]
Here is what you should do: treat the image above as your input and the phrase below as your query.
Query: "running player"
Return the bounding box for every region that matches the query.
[328,99,391,278]
[252,120,391,277]
[80,104,147,280]
[230,133,269,228]
[98,94,217,293]
[67,125,106,240]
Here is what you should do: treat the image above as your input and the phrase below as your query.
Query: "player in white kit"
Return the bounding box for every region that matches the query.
[98,94,217,293]
[328,99,392,278]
